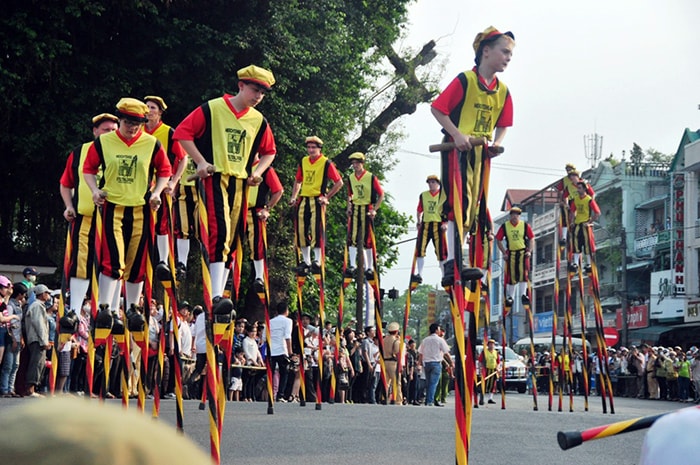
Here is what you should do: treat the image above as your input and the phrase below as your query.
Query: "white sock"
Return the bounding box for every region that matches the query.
[562,227,567,241]
[416,256,425,276]
[210,262,225,298]
[364,250,374,271]
[313,247,322,263]
[177,238,190,266]
[446,221,455,262]
[157,235,169,263]
[98,273,119,307]
[254,260,265,280]
[69,278,90,313]
[573,253,581,265]
[349,247,357,267]
[518,282,528,297]
[222,266,231,295]
[488,393,493,400]
[125,281,143,310]
[301,247,311,265]
[111,280,122,312]
[506,284,515,300]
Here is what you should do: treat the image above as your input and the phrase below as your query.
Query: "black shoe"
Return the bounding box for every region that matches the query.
[568,263,578,273]
[310,261,321,275]
[521,295,530,305]
[433,401,444,407]
[293,262,310,277]
[155,261,171,281]
[441,275,453,287]
[410,274,422,284]
[343,267,357,278]
[364,269,375,281]
[505,297,514,308]
[253,278,265,293]
[461,267,484,282]
[176,262,187,281]
[212,296,236,320]
[559,238,567,246]
[584,265,592,274]
[479,399,484,406]
[488,399,496,404]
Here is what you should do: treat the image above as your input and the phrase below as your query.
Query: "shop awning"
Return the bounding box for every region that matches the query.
[627,325,672,345]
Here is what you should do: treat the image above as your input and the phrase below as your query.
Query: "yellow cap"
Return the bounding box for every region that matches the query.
[305,136,323,147]
[348,152,365,162]
[91,113,119,127]
[473,26,514,54]
[237,64,275,90]
[509,206,522,214]
[426,174,440,183]
[144,95,167,111]
[115,98,149,122]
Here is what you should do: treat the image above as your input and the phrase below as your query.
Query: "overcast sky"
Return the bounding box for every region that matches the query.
[380,0,700,293]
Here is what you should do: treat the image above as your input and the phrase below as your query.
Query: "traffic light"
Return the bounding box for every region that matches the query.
[388,288,399,300]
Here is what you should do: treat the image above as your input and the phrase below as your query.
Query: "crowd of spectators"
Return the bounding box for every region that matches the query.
[521,342,700,403]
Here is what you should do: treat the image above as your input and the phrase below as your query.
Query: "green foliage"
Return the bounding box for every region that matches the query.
[644,147,673,164]
[0,0,419,314]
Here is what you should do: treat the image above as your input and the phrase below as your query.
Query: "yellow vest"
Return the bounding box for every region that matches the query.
[349,171,373,206]
[299,155,328,197]
[453,70,509,138]
[504,220,526,250]
[573,195,593,224]
[201,97,264,178]
[483,348,498,370]
[420,190,445,223]
[563,176,577,199]
[73,142,101,216]
[179,156,197,187]
[95,131,159,206]
[148,122,174,163]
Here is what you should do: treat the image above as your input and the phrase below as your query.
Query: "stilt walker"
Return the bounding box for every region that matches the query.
[429,25,515,464]
[345,151,387,401]
[569,179,600,412]
[59,113,121,398]
[494,205,535,410]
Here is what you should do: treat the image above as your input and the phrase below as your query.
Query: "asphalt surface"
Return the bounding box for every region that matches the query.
[0,393,686,464]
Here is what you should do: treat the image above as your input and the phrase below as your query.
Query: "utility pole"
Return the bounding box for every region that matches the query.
[620,227,629,347]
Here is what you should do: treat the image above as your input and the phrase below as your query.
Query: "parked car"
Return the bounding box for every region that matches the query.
[449,345,528,394]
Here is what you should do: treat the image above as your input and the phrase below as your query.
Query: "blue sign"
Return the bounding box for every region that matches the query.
[534,311,554,333]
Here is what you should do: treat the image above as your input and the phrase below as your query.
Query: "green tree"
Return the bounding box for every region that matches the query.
[630,142,644,164]
[1,0,438,319]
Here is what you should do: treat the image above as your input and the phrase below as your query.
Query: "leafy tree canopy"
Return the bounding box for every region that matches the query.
[1,0,441,318]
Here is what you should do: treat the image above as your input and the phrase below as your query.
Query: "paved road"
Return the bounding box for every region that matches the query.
[0,393,688,464]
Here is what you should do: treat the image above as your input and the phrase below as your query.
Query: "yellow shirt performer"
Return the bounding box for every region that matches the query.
[59,113,119,312]
[83,98,172,311]
[174,65,277,310]
[430,26,514,283]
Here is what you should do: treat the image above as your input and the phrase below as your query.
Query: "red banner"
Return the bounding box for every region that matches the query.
[615,304,649,330]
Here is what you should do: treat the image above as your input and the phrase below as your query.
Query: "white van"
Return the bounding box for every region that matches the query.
[513,336,591,357]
